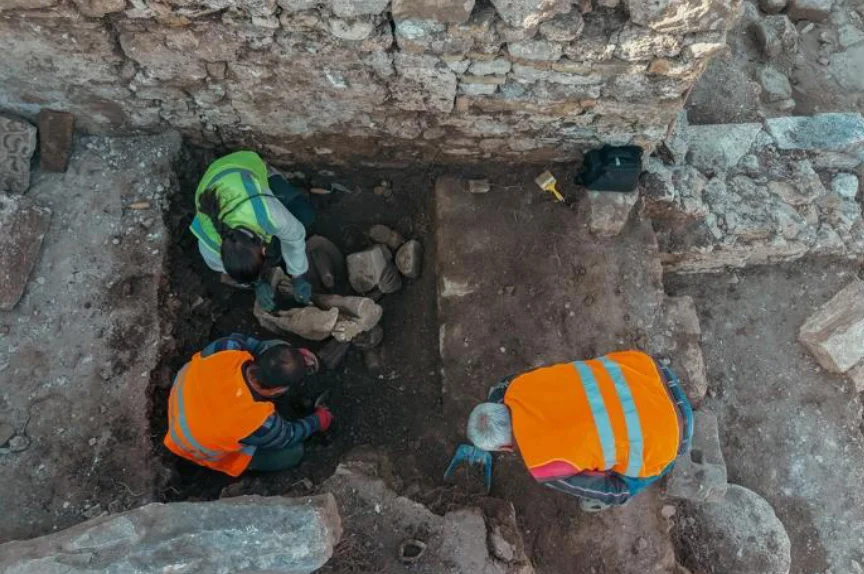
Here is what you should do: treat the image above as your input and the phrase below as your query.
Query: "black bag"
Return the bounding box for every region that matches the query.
[577,145,643,192]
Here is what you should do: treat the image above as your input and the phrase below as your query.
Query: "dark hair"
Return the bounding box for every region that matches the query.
[198,188,264,283]
[255,345,307,389]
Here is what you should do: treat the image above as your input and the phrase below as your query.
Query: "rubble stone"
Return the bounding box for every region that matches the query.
[678,485,791,574]
[787,0,833,21]
[468,58,512,75]
[766,113,864,151]
[71,0,127,17]
[347,245,390,293]
[759,0,788,13]
[332,0,390,17]
[378,262,404,293]
[847,362,864,392]
[799,280,864,373]
[508,39,564,60]
[396,239,423,278]
[627,0,736,33]
[664,410,727,503]
[352,324,384,349]
[832,173,859,200]
[831,44,864,91]
[489,0,571,29]
[0,423,14,447]
[660,110,689,165]
[686,123,763,174]
[254,303,340,341]
[656,296,709,404]
[0,0,57,9]
[315,294,384,341]
[758,66,792,102]
[468,179,491,193]
[586,190,640,238]
[0,115,37,194]
[392,0,475,23]
[752,15,799,59]
[329,18,376,40]
[0,196,52,311]
[37,110,75,173]
[0,495,342,574]
[538,12,584,41]
[318,339,351,370]
[369,224,406,250]
[615,25,681,60]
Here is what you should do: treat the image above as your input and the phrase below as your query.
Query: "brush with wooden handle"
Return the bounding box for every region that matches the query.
[534,170,564,202]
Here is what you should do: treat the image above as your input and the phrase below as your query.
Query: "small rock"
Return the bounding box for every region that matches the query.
[832,172,859,199]
[395,240,423,279]
[799,279,864,372]
[8,434,30,453]
[347,246,390,293]
[661,504,677,519]
[369,224,405,250]
[586,191,640,238]
[801,21,815,34]
[635,537,649,552]
[468,179,491,194]
[752,15,799,59]
[759,0,787,13]
[0,423,15,447]
[489,526,515,562]
[818,55,830,65]
[759,66,792,102]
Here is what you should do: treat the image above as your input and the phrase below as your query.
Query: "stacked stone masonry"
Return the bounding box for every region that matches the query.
[0,0,736,164]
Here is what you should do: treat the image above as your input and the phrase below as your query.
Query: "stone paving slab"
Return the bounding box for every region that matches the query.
[37,109,75,173]
[0,195,51,310]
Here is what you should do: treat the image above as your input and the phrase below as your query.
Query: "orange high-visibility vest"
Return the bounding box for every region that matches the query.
[164,350,275,477]
[504,350,680,479]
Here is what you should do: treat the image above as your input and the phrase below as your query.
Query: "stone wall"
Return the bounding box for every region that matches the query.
[0,0,737,165]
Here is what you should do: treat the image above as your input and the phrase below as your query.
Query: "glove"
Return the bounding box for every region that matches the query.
[315,406,333,432]
[292,274,312,305]
[255,280,277,313]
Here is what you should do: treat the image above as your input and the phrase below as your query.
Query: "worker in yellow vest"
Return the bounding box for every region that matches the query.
[190,151,317,311]
[466,350,693,511]
[164,334,332,477]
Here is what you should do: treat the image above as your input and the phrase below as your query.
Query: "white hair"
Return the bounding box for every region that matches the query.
[467,403,512,451]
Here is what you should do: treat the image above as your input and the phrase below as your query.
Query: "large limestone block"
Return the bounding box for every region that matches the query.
[0,115,37,194]
[392,0,476,23]
[489,0,571,29]
[799,280,864,373]
[0,195,51,311]
[686,123,763,174]
[626,0,737,33]
[665,410,727,503]
[677,485,791,574]
[586,190,640,238]
[765,113,864,152]
[0,495,342,574]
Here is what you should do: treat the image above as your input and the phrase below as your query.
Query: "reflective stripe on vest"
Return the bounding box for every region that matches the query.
[505,350,680,479]
[168,364,221,463]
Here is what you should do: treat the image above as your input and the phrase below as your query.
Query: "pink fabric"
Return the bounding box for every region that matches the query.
[529,460,581,480]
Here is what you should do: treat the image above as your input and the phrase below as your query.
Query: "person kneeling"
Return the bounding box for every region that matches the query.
[164,334,331,477]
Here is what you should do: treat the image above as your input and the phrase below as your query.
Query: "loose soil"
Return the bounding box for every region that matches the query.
[147,147,444,502]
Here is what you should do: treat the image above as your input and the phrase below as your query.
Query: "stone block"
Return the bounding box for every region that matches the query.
[586,190,639,238]
[508,39,563,60]
[832,173,859,200]
[255,303,340,340]
[799,280,864,373]
[664,411,728,503]
[512,63,601,85]
[759,0,788,13]
[37,109,75,173]
[848,361,864,392]
[787,0,833,20]
[396,239,423,278]
[392,53,458,113]
[831,44,864,92]
[538,11,584,41]
[468,58,512,75]
[686,123,764,174]
[659,110,688,165]
[0,0,57,9]
[347,245,390,293]
[627,0,736,33]
[460,82,499,95]
[71,0,126,17]
[329,17,376,40]
[678,485,791,574]
[0,495,342,574]
[392,0,475,23]
[765,113,864,151]
[0,195,51,311]
[657,296,709,405]
[489,0,571,29]
[332,0,390,17]
[759,66,792,102]
[752,15,799,59]
[0,115,37,194]
[615,24,681,61]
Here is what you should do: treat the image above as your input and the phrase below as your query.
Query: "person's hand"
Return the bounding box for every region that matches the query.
[315,406,333,432]
[255,279,277,312]
[292,274,312,305]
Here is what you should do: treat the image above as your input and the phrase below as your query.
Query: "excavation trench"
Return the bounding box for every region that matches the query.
[146,146,445,501]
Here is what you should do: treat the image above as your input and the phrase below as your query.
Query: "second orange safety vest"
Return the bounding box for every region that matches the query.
[504,350,680,479]
[164,350,275,477]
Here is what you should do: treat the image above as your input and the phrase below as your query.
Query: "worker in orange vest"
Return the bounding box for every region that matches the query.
[164,334,332,477]
[465,350,693,511]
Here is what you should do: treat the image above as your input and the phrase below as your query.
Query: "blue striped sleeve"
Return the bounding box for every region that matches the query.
[543,471,633,505]
[240,413,320,449]
[200,334,263,358]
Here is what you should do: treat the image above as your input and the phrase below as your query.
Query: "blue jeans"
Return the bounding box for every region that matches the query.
[247,443,304,472]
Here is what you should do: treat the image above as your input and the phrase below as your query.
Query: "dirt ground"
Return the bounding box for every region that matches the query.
[148,148,446,502]
[667,260,864,574]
